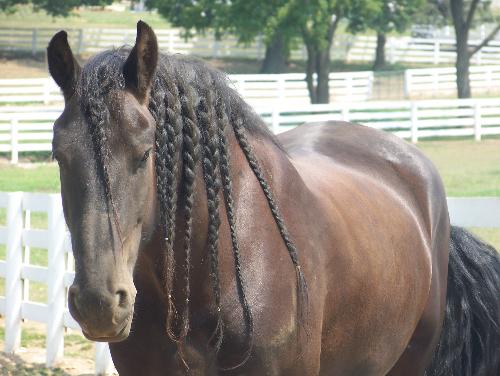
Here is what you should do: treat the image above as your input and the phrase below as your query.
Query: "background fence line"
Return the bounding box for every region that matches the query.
[0,72,374,106]
[2,65,500,106]
[1,27,500,65]
[0,192,114,375]
[404,65,500,98]
[2,97,499,163]
[1,192,499,373]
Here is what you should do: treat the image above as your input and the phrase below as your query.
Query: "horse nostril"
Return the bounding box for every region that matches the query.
[115,288,129,308]
[68,285,81,316]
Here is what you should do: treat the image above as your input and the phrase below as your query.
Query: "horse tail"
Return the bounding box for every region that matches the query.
[426,226,500,376]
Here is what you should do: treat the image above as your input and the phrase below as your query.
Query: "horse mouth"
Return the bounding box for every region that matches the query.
[82,317,132,343]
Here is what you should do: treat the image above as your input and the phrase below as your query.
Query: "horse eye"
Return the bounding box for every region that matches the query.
[141,149,151,163]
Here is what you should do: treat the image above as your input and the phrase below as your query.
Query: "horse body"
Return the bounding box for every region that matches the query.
[47,21,499,376]
[109,120,448,375]
[280,122,450,375]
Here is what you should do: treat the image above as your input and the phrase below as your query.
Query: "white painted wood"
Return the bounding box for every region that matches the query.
[448,198,500,228]
[22,301,48,322]
[95,342,115,375]
[474,103,482,141]
[4,192,23,353]
[10,118,18,164]
[46,194,66,366]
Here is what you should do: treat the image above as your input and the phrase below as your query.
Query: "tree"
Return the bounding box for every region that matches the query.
[147,0,297,73]
[278,0,380,103]
[351,0,424,70]
[0,0,113,17]
[430,0,500,98]
[149,0,382,103]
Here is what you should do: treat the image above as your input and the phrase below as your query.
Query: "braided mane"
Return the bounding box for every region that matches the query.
[79,49,307,368]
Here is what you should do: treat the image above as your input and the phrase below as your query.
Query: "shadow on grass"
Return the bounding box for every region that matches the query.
[0,351,85,376]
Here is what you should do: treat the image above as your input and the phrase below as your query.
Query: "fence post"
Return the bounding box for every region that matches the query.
[168,30,174,53]
[212,36,220,58]
[411,103,418,143]
[474,102,482,142]
[5,192,23,354]
[31,29,38,56]
[256,35,263,60]
[278,76,285,103]
[272,107,280,134]
[388,39,394,64]
[403,70,411,99]
[341,106,350,122]
[95,343,114,375]
[46,195,66,367]
[43,80,50,105]
[77,29,84,55]
[10,118,19,164]
[433,41,440,65]
[475,48,482,65]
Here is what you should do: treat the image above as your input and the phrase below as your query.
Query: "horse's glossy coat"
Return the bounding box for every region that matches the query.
[48,21,499,376]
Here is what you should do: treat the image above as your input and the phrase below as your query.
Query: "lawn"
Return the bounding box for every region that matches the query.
[0,5,171,29]
[1,138,499,196]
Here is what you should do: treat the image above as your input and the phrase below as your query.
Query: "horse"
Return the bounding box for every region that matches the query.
[47,21,500,375]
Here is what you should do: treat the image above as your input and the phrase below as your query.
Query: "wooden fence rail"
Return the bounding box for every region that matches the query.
[0,72,374,106]
[0,192,499,374]
[0,192,114,375]
[404,65,500,98]
[1,27,499,65]
[2,98,500,162]
[2,64,500,106]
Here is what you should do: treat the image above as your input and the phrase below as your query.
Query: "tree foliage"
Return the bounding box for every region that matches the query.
[0,0,113,17]
[425,0,500,98]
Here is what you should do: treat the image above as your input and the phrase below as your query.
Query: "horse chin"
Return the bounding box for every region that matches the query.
[82,315,133,343]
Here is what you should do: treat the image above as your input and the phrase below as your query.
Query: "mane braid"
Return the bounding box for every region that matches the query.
[216,98,254,370]
[196,72,224,353]
[149,66,183,344]
[231,116,309,329]
[176,75,200,367]
[80,52,125,254]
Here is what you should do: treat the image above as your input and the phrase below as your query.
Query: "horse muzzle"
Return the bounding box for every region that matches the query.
[68,283,136,342]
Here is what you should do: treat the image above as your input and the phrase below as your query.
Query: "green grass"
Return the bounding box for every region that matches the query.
[417,138,500,197]
[0,163,60,192]
[0,5,171,29]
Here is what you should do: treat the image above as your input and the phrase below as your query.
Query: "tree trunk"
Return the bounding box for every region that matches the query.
[303,18,338,104]
[305,43,317,103]
[316,50,330,103]
[373,32,386,71]
[260,33,288,73]
[455,35,471,98]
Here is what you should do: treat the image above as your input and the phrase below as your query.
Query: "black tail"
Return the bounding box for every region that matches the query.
[426,226,500,376]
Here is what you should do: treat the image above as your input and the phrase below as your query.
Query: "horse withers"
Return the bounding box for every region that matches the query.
[48,21,500,375]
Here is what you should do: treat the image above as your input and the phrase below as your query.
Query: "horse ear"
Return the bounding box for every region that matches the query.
[47,31,80,99]
[123,21,158,103]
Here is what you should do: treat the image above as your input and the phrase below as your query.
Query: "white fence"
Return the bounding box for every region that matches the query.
[258,98,500,142]
[0,192,114,374]
[404,65,500,98]
[0,72,374,106]
[3,64,500,106]
[0,192,499,373]
[2,27,500,65]
[347,36,500,65]
[2,98,500,162]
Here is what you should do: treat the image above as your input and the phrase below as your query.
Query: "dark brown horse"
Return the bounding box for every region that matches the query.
[48,22,499,375]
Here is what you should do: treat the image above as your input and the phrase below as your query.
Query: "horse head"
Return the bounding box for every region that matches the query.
[48,21,159,342]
